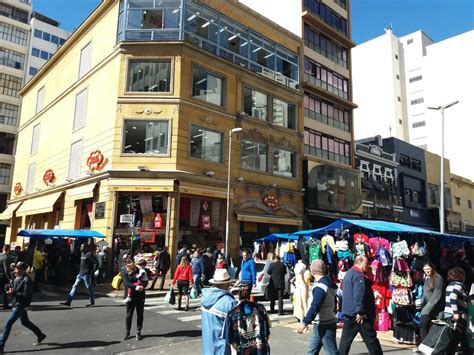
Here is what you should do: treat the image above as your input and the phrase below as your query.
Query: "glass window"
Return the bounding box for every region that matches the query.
[241,139,267,172]
[273,98,296,130]
[0,163,10,185]
[243,87,267,120]
[273,148,295,178]
[0,73,22,97]
[32,48,40,57]
[51,35,59,44]
[123,120,169,155]
[192,67,224,107]
[59,38,66,45]
[0,47,25,70]
[28,67,38,76]
[34,29,42,39]
[127,60,171,92]
[190,125,222,163]
[0,23,28,46]
[0,102,18,126]
[40,50,49,60]
[0,132,15,155]
[42,32,51,41]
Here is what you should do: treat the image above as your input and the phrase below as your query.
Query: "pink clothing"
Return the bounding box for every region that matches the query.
[368,237,390,256]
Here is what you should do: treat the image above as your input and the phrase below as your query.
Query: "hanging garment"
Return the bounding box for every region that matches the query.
[355,242,370,258]
[368,237,390,257]
[353,233,369,244]
[389,271,413,288]
[223,301,271,355]
[393,324,417,344]
[375,245,392,267]
[375,309,391,331]
[297,238,309,266]
[391,240,410,258]
[335,239,349,251]
[394,257,411,273]
[190,199,201,227]
[293,261,309,321]
[337,249,353,261]
[391,287,413,306]
[307,240,322,263]
[321,234,336,254]
[372,283,391,309]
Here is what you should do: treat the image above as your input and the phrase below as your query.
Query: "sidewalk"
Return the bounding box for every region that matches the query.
[41,283,169,299]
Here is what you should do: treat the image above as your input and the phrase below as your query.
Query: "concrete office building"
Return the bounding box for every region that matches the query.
[27,12,70,81]
[353,28,474,179]
[242,0,361,227]
[0,0,32,242]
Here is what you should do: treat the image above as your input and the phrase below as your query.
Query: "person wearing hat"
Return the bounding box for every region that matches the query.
[0,262,46,353]
[201,268,237,355]
[297,260,338,355]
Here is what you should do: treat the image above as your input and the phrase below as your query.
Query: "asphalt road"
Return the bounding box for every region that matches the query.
[0,290,415,354]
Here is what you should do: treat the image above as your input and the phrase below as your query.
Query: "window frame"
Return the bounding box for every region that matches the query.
[242,86,268,121]
[273,97,297,131]
[240,139,268,173]
[121,118,171,157]
[189,124,223,164]
[0,162,10,186]
[272,146,296,178]
[78,42,92,79]
[191,65,226,109]
[125,58,173,94]
[72,88,88,132]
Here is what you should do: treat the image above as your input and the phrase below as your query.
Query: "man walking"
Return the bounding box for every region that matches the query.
[338,256,382,355]
[150,247,170,290]
[297,260,339,355]
[267,255,287,315]
[0,262,46,353]
[201,269,237,355]
[240,249,256,296]
[60,244,97,307]
[32,245,45,292]
[0,245,12,309]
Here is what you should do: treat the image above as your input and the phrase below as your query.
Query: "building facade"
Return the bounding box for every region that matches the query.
[4,0,304,262]
[355,137,402,221]
[352,28,473,180]
[0,0,32,242]
[26,12,71,81]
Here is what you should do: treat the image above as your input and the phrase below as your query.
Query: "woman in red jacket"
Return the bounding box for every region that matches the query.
[172,256,193,311]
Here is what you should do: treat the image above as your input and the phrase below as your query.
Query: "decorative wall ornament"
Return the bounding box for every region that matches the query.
[272,136,296,150]
[198,115,217,126]
[42,169,56,186]
[135,108,162,115]
[242,128,266,142]
[236,199,300,217]
[262,192,280,209]
[87,150,109,172]
[14,182,23,196]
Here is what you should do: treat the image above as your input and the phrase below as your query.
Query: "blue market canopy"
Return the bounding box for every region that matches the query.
[256,233,299,242]
[18,229,106,239]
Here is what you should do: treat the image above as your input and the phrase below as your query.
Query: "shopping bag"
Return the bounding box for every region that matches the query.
[190,286,198,299]
[164,287,176,305]
[227,257,238,280]
[111,273,123,290]
[265,280,277,301]
[418,320,456,354]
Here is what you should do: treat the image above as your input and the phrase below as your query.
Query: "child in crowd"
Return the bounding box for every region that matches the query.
[123,259,149,304]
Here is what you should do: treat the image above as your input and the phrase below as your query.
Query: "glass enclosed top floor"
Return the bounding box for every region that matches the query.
[117,0,300,90]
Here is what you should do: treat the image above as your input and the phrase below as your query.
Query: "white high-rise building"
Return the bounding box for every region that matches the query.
[353,29,474,179]
[27,12,71,81]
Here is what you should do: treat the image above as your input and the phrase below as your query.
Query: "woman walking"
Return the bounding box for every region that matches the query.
[419,263,445,343]
[172,256,193,311]
[121,259,146,341]
[191,250,204,296]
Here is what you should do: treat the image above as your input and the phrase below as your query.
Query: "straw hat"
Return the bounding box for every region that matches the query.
[209,269,232,285]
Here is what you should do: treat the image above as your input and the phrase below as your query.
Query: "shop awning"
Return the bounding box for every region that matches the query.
[0,202,22,221]
[237,214,303,226]
[179,182,231,199]
[17,229,105,238]
[16,192,63,217]
[66,182,97,200]
[108,178,174,192]
[256,233,300,242]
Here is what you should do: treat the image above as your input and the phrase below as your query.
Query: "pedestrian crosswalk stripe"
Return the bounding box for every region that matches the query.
[157,309,183,315]
[177,315,202,322]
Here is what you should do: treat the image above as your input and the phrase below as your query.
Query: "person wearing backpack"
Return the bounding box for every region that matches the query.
[297,260,339,355]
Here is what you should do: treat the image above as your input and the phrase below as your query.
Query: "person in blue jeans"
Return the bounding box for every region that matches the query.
[60,244,97,307]
[0,262,46,353]
[240,249,256,297]
[191,250,205,296]
[297,260,339,355]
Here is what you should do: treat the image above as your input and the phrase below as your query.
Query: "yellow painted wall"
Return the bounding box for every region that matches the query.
[451,175,474,227]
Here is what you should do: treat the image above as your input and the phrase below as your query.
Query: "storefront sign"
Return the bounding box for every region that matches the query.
[87,150,108,172]
[140,230,156,243]
[262,193,279,209]
[120,214,134,224]
[14,183,23,196]
[43,169,56,186]
[94,202,105,219]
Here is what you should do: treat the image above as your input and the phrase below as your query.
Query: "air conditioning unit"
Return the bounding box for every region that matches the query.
[261,67,274,79]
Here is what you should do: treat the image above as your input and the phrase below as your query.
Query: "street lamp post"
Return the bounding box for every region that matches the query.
[225,127,243,262]
[427,100,459,234]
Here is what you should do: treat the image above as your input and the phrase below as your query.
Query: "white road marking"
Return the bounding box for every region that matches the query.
[177,315,202,322]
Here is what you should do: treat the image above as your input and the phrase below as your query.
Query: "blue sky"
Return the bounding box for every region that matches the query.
[33,0,474,44]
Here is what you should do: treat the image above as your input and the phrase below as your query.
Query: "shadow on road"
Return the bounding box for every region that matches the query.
[152,330,201,338]
[6,340,121,353]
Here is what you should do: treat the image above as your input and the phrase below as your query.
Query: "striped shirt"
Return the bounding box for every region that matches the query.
[444,281,468,331]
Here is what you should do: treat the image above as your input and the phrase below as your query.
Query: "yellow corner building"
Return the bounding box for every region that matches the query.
[3,0,304,263]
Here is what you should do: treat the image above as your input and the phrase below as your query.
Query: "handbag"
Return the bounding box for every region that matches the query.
[418,320,456,354]
[111,273,123,290]
[392,287,413,306]
[164,287,176,305]
[227,258,237,280]
[190,286,198,300]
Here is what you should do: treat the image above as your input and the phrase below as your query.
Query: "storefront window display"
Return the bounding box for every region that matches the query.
[179,197,224,248]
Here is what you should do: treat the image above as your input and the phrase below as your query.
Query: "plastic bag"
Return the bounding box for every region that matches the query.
[190,286,198,299]
[112,273,123,290]
[164,287,176,305]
